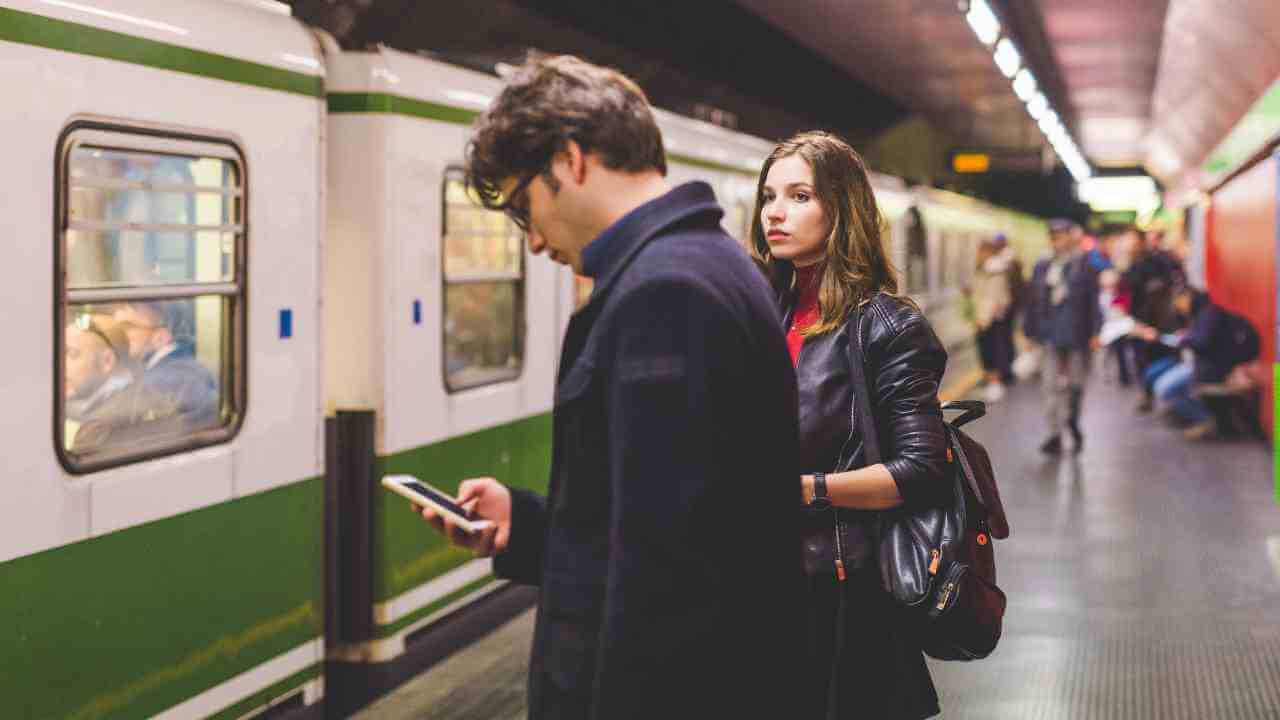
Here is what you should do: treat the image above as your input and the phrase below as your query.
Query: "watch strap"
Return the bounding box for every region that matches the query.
[811,472,831,510]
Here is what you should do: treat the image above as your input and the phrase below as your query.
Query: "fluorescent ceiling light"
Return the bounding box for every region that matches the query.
[965,0,1001,46]
[1076,176,1155,211]
[1012,69,1037,101]
[1026,92,1049,119]
[994,39,1021,78]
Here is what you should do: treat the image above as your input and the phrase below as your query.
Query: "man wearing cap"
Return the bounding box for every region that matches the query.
[1024,220,1101,454]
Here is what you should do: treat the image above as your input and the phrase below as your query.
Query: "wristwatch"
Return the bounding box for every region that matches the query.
[810,472,832,511]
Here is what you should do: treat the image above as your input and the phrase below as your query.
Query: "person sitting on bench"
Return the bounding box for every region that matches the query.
[1131,287,1259,441]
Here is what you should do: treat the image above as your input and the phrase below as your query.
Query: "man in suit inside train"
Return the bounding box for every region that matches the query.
[112,301,219,428]
[413,54,806,719]
[64,318,175,453]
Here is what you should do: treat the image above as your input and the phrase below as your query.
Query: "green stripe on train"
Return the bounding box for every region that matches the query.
[326,93,759,177]
[375,413,554,605]
[328,91,481,125]
[0,7,322,98]
[0,478,324,720]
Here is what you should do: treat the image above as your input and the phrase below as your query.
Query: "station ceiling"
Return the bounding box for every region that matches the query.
[739,0,1280,188]
[289,0,1279,210]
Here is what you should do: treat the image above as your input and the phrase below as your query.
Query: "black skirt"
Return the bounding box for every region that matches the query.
[804,568,941,720]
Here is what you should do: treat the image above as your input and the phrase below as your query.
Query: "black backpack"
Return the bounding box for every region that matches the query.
[846,326,1010,662]
[1222,311,1260,367]
[920,401,1010,661]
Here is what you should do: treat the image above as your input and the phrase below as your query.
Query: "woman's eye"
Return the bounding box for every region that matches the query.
[794,192,810,202]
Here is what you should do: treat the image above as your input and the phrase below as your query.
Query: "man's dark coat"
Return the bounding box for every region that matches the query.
[494,182,807,719]
[1024,252,1102,350]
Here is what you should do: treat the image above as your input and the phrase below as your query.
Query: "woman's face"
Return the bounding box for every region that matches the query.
[761,154,829,268]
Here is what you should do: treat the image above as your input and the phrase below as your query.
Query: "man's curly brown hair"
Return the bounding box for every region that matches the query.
[465,54,667,210]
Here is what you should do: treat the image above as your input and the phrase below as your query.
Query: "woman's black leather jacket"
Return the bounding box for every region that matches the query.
[787,292,951,575]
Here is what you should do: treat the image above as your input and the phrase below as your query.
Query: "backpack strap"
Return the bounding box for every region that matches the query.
[941,399,986,428]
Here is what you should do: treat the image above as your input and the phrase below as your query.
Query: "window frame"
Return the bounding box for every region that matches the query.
[905,207,930,296]
[439,166,527,394]
[53,118,248,475]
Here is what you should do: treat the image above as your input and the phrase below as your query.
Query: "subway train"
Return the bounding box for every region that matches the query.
[0,1,1049,717]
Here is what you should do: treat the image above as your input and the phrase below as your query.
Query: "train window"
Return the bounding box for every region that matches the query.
[442,170,525,392]
[723,199,753,248]
[905,207,928,295]
[57,127,245,473]
[937,231,951,291]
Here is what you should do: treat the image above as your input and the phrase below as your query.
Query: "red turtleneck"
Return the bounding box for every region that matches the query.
[787,264,822,366]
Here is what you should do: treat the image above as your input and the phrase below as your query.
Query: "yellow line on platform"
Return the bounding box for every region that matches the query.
[940,368,984,403]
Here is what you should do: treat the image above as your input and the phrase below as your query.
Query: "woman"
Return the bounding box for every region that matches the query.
[971,239,1013,402]
[750,131,950,719]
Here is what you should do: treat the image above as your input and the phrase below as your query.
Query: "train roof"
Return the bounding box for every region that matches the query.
[6,0,323,84]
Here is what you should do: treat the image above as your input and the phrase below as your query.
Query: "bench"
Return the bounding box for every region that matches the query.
[1193,363,1266,440]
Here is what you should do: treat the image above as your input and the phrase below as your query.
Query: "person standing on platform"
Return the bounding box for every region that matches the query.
[1024,220,1102,454]
[754,131,950,720]
[413,55,806,720]
[972,238,1014,402]
[991,232,1024,385]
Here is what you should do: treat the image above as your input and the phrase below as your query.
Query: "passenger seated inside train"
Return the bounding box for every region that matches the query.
[111,301,220,428]
[1131,287,1260,441]
[64,318,177,453]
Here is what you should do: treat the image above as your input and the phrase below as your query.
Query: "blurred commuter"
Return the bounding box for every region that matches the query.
[112,301,218,426]
[1124,227,1184,411]
[417,55,806,720]
[1098,268,1134,385]
[752,131,948,720]
[1134,288,1260,441]
[1025,220,1101,454]
[64,319,174,452]
[991,232,1024,385]
[971,239,1013,402]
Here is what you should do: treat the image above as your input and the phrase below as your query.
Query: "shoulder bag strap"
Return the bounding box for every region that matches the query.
[846,301,882,466]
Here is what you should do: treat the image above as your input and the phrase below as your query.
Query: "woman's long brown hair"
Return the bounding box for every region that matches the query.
[748,131,902,337]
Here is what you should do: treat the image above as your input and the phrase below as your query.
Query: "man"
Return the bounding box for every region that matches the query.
[1024,220,1101,454]
[112,301,218,425]
[64,319,174,453]
[416,55,805,719]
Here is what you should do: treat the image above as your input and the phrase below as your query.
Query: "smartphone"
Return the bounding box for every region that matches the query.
[381,474,493,534]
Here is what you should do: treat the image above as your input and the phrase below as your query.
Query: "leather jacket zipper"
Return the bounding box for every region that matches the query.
[833,512,847,582]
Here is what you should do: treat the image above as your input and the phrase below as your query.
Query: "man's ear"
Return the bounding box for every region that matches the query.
[552,139,588,186]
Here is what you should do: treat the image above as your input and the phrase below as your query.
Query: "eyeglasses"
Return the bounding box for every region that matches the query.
[496,171,539,232]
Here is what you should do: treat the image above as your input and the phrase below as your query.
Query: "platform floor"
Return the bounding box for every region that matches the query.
[357,374,1280,719]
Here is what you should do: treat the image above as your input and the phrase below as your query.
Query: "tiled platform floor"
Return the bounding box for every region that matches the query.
[359,374,1280,719]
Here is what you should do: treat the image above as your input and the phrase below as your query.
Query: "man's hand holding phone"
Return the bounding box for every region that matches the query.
[415,477,512,558]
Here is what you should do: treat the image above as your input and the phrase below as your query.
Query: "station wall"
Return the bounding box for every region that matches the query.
[1205,153,1277,443]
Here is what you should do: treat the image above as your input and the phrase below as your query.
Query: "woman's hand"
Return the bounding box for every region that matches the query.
[800,474,815,506]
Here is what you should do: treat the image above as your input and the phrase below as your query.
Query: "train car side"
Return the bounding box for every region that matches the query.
[0,2,326,717]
